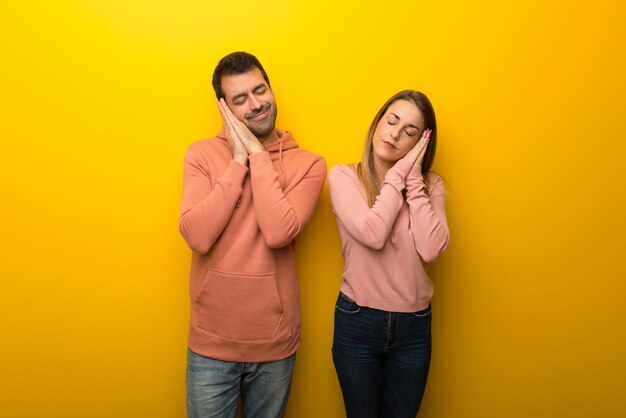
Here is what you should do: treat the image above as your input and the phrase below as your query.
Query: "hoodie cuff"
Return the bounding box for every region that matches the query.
[224,159,249,186]
[248,151,275,178]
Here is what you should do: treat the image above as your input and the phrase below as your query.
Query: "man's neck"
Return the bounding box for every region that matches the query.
[259,129,281,146]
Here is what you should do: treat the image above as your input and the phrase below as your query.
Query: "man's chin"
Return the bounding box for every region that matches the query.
[246,105,277,138]
[248,122,276,138]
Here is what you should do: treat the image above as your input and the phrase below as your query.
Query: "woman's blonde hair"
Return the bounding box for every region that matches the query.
[356,90,438,207]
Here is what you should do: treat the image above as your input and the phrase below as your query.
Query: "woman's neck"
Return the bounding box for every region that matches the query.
[373,157,394,184]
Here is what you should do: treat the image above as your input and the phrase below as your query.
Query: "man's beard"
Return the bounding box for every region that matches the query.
[244,103,278,138]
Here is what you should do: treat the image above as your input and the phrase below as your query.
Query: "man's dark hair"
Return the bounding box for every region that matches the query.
[212,51,271,100]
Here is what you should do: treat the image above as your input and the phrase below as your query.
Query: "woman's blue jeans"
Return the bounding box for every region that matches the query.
[332,292,432,418]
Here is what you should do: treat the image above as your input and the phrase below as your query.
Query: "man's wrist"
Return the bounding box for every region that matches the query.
[233,154,248,165]
[246,143,265,154]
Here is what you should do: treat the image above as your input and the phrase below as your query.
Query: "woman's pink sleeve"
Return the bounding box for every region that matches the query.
[405,168,450,262]
[329,161,412,250]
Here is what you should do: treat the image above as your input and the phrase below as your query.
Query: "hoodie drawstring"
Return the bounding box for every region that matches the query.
[278,138,286,190]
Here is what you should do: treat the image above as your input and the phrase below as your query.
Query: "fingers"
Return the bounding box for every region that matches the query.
[218,99,250,146]
[402,129,432,168]
[418,129,432,153]
[218,99,264,154]
[406,129,430,156]
[414,129,432,167]
[420,129,431,146]
[218,99,254,137]
[218,99,239,132]
[217,100,248,163]
[217,99,236,138]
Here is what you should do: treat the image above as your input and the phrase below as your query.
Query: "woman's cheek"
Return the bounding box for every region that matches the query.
[400,138,418,156]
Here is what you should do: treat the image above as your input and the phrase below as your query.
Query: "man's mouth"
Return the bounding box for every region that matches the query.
[246,104,271,121]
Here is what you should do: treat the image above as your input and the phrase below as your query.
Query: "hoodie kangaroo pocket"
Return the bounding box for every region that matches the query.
[194,269,285,341]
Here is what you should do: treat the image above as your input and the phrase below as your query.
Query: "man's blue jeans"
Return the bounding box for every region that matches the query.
[332,292,432,418]
[186,349,296,418]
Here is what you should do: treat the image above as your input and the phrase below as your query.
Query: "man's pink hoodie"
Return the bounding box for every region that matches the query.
[180,131,326,362]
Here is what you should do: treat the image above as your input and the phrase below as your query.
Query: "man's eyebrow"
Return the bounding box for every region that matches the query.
[390,112,421,131]
[231,92,247,102]
[231,83,267,102]
[252,83,267,92]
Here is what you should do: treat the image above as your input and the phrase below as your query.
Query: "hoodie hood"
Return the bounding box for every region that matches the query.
[215,130,299,152]
[216,130,299,189]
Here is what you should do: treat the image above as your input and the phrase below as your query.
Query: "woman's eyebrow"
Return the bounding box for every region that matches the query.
[390,112,420,131]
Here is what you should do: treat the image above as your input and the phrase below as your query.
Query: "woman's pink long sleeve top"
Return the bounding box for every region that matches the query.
[328,159,450,312]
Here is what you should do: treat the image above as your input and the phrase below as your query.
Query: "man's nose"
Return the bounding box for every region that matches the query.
[249,95,262,110]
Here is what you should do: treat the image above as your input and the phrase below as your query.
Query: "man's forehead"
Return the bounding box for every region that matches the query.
[221,68,267,97]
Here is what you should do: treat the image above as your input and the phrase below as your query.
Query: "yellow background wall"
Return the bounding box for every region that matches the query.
[2,0,625,417]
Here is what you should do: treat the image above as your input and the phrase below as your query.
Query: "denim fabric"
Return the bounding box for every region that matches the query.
[186,349,295,418]
[332,292,432,418]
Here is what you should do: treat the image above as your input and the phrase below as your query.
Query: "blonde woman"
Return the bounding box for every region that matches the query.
[329,90,450,418]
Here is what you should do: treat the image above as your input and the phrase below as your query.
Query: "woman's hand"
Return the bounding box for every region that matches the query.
[402,129,431,170]
[217,99,265,164]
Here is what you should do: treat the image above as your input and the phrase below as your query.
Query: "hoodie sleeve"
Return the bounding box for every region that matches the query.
[247,151,327,248]
[405,167,450,262]
[328,161,412,250]
[179,145,248,254]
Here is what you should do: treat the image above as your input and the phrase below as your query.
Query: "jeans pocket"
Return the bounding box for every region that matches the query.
[335,292,361,314]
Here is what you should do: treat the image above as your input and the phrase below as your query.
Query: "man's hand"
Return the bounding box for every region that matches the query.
[217,99,249,165]
[218,99,265,158]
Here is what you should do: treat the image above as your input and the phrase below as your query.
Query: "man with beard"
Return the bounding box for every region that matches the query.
[179,51,327,418]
